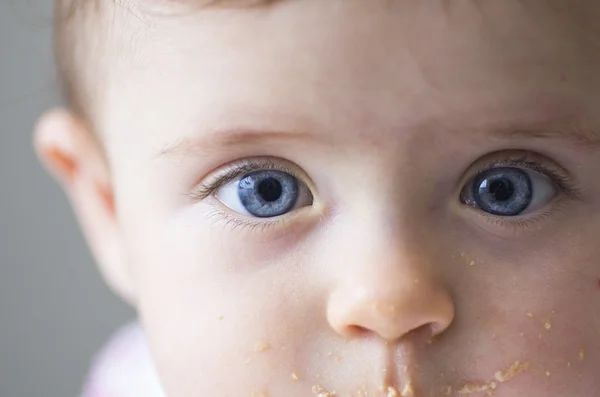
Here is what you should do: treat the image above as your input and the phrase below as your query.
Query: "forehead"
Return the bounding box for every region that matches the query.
[99,0,600,150]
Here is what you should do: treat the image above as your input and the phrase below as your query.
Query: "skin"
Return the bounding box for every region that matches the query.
[35,0,600,396]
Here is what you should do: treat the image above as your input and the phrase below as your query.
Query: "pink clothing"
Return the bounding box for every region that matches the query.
[81,322,166,397]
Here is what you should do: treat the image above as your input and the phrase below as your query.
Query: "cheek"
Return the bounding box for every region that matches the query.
[124,215,327,396]
[438,250,600,396]
[520,272,600,394]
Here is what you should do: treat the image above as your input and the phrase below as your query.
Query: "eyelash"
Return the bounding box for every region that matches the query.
[202,206,287,233]
[190,158,304,200]
[468,153,580,198]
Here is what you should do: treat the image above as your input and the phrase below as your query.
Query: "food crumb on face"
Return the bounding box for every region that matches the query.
[250,390,269,397]
[253,340,271,353]
[457,361,530,394]
[291,372,300,381]
[312,385,336,397]
[579,349,585,361]
[527,313,534,319]
[544,321,552,331]
[400,381,414,396]
[218,316,224,320]
[457,381,497,394]
[469,260,476,266]
[494,361,530,383]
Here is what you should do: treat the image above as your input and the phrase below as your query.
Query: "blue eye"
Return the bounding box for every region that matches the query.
[461,167,555,216]
[215,170,313,218]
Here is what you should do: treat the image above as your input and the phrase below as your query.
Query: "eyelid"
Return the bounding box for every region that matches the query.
[189,157,312,201]
[459,150,582,201]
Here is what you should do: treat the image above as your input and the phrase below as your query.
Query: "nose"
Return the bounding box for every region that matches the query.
[327,244,454,342]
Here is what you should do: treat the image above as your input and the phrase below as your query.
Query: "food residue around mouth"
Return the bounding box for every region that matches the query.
[377,386,404,397]
[374,382,413,397]
[309,360,529,397]
[456,382,497,395]
[452,360,530,395]
[400,381,414,396]
[494,361,530,382]
[312,385,336,397]
[386,386,400,397]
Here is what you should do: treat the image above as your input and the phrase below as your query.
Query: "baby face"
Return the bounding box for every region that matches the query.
[51,0,600,396]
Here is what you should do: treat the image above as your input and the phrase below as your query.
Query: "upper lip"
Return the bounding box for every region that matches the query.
[382,340,421,396]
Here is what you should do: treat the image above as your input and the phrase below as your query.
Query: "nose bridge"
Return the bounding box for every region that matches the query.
[326,220,455,342]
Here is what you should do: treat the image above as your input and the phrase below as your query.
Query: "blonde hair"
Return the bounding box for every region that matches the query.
[54,0,102,120]
[54,0,280,121]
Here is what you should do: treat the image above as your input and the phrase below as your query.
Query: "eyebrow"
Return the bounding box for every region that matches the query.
[487,122,600,151]
[143,0,281,12]
[156,119,600,159]
[155,128,329,159]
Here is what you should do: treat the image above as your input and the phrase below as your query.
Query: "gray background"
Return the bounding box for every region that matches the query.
[0,2,133,396]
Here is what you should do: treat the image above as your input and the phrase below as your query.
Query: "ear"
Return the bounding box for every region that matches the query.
[33,109,137,306]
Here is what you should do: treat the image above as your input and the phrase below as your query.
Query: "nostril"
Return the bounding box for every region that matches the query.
[346,325,371,337]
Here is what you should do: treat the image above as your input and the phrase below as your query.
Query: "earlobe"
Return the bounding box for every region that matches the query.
[33,108,137,306]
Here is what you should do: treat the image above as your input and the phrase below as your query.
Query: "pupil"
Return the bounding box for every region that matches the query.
[489,179,514,202]
[258,178,282,202]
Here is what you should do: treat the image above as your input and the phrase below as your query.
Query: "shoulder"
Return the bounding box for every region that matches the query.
[81,322,166,397]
